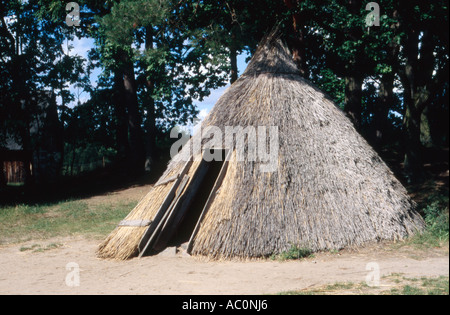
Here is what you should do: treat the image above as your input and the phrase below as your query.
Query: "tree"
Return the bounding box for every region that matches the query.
[397,0,449,182]
[98,0,232,171]
[1,0,82,149]
[4,0,447,186]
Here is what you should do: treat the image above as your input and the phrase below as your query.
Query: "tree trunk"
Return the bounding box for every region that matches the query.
[228,16,239,85]
[344,75,363,130]
[121,50,145,175]
[401,73,428,183]
[284,0,308,76]
[144,81,157,172]
[401,76,425,183]
[403,104,424,182]
[113,66,129,162]
[19,98,33,187]
[0,156,5,189]
[70,142,76,176]
[375,20,400,147]
[420,106,433,148]
[400,20,435,182]
[375,72,395,146]
[230,43,238,84]
[144,26,157,172]
[343,0,364,130]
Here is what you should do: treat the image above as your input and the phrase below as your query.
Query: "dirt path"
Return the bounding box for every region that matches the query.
[0,236,447,295]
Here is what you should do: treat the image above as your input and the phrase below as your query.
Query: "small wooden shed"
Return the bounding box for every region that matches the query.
[0,150,32,187]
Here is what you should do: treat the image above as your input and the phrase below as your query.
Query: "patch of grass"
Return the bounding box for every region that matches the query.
[400,285,426,295]
[19,243,63,253]
[278,276,449,295]
[0,199,138,244]
[279,290,318,296]
[32,243,64,253]
[278,282,364,295]
[411,195,449,248]
[386,274,449,296]
[325,282,355,291]
[421,276,449,295]
[388,279,448,295]
[270,245,314,261]
[20,244,41,252]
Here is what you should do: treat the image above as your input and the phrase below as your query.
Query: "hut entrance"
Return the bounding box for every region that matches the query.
[139,149,230,256]
[167,151,227,247]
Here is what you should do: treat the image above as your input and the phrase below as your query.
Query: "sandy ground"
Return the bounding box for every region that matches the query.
[0,236,448,295]
[1,183,448,295]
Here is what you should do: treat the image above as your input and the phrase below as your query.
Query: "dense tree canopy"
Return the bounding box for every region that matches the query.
[1,0,448,184]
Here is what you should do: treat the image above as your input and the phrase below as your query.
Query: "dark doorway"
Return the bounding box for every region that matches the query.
[168,153,226,246]
[151,149,228,253]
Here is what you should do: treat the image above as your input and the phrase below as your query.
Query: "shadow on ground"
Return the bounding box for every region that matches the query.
[0,156,170,207]
[1,147,448,210]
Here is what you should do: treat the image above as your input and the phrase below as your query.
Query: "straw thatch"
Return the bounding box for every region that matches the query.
[97,31,425,260]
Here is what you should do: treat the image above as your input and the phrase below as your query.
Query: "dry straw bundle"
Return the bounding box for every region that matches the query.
[97,31,425,260]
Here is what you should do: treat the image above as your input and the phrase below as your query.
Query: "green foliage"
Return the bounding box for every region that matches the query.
[1,0,87,150]
[271,245,313,261]
[100,0,169,44]
[311,68,346,108]
[412,193,449,247]
[91,0,232,135]
[63,143,117,176]
[2,0,449,182]
[423,201,450,241]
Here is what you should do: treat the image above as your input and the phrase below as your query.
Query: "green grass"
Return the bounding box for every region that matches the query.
[278,282,364,295]
[20,243,63,253]
[278,276,449,295]
[324,282,355,291]
[19,244,42,252]
[410,193,449,248]
[0,199,138,244]
[388,276,449,295]
[270,245,314,261]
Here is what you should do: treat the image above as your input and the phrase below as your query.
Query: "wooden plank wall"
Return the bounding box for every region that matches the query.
[3,161,26,183]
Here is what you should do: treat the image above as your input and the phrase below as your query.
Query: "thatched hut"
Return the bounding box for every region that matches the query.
[98,32,425,260]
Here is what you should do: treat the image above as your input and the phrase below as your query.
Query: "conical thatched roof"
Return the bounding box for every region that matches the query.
[97,32,425,260]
